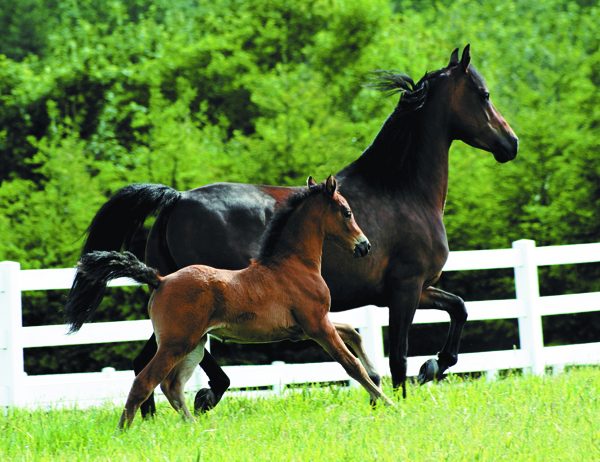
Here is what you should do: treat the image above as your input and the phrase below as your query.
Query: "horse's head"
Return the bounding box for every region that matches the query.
[439,45,518,163]
[308,175,371,258]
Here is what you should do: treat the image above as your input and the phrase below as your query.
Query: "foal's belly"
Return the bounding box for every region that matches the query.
[209,322,307,344]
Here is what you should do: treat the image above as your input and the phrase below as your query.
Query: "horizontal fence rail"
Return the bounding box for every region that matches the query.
[1,239,600,409]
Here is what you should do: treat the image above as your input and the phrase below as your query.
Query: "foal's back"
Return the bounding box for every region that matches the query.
[151,259,326,346]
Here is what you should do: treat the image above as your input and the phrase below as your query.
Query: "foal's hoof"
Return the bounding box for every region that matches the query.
[194,388,217,415]
[369,373,382,389]
[418,359,440,385]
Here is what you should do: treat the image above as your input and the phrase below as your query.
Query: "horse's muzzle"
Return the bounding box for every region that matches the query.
[493,135,519,163]
[353,239,371,258]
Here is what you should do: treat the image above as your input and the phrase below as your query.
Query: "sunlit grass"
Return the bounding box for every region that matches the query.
[2,367,599,461]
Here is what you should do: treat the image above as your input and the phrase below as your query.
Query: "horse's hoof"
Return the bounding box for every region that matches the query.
[418,359,440,385]
[194,388,216,415]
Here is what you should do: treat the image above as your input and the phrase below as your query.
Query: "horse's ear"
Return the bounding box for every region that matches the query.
[448,48,459,67]
[325,174,337,196]
[307,175,317,189]
[460,44,471,73]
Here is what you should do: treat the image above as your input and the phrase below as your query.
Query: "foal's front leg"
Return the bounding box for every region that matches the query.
[333,322,381,388]
[310,318,394,407]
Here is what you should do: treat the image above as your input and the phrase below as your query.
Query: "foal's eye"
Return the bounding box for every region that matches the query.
[342,209,352,219]
[481,91,490,102]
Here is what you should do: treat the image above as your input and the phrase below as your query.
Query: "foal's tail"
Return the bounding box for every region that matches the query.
[65,183,181,333]
[65,251,161,334]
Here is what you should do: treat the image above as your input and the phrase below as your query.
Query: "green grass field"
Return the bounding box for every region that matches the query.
[2,367,599,461]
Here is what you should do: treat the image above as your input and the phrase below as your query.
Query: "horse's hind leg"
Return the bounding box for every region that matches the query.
[333,322,381,388]
[194,350,231,415]
[117,347,186,431]
[133,334,158,418]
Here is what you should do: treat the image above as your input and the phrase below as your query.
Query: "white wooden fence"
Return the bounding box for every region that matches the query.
[1,239,600,409]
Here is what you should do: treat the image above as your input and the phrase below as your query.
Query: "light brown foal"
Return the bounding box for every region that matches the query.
[74,175,393,431]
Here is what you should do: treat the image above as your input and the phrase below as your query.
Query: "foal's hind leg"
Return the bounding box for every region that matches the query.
[134,334,158,418]
[160,337,207,423]
[117,347,186,431]
[333,322,381,388]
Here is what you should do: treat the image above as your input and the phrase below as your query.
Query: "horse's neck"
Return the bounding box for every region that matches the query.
[340,107,451,212]
[264,202,325,272]
[414,122,451,212]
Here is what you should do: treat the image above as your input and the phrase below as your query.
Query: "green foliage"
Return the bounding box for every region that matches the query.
[0,0,57,61]
[1,0,600,372]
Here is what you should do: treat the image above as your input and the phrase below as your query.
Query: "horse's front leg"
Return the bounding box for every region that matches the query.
[387,278,422,399]
[416,287,467,384]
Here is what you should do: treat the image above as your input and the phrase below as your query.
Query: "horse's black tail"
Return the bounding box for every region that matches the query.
[65,183,180,333]
[82,183,181,254]
[65,251,161,333]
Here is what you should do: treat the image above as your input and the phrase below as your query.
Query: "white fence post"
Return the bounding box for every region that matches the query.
[512,240,545,375]
[0,261,25,408]
[358,306,386,374]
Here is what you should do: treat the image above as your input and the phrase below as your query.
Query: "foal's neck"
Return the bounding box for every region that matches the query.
[263,199,326,272]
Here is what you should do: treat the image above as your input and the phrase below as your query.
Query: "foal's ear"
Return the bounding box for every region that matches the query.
[325,174,337,196]
[460,44,471,73]
[307,175,317,189]
[448,48,459,67]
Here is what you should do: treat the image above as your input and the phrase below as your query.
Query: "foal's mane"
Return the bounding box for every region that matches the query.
[358,64,484,190]
[256,183,327,261]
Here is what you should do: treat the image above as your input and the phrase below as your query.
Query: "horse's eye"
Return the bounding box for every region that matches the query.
[342,209,352,219]
[481,91,490,101]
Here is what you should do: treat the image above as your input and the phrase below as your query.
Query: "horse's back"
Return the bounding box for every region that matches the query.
[146,183,297,273]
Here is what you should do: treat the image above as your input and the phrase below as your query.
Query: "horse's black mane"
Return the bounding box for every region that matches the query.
[356,65,484,190]
[256,183,327,261]
[365,68,447,104]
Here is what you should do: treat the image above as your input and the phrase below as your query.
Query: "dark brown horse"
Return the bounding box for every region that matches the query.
[65,45,518,415]
[70,176,393,430]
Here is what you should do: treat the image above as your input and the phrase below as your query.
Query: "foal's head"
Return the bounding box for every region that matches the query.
[257,175,370,261]
[308,175,371,258]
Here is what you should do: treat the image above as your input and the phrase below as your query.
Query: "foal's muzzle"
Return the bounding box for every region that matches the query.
[353,239,371,258]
